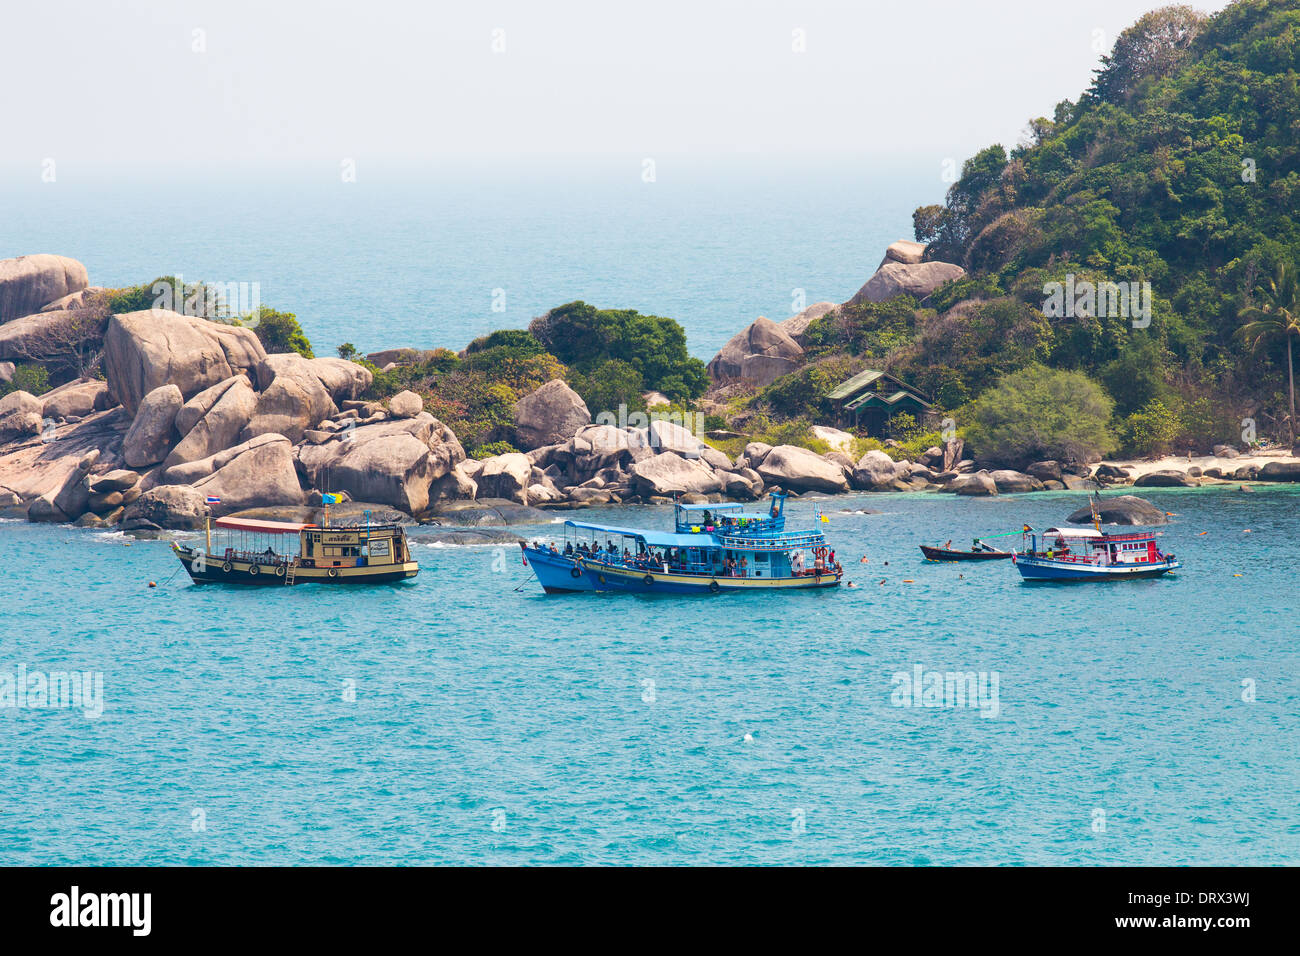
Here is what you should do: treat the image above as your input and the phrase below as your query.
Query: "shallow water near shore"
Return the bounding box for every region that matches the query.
[2,486,1298,865]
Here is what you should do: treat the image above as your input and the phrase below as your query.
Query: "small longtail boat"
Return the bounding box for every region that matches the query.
[920,529,1020,561]
[171,507,418,585]
[920,543,1013,561]
[520,493,842,594]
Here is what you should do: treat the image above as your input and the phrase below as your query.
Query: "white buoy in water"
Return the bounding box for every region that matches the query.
[743,732,754,744]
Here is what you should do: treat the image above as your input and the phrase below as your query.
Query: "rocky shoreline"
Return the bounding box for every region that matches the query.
[3,252,1300,535]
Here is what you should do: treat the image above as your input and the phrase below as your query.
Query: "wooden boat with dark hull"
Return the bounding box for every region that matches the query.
[920,544,1013,562]
[172,515,418,585]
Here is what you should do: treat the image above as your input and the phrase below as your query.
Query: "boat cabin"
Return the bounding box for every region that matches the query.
[673,494,787,536]
[210,516,410,570]
[1025,527,1165,567]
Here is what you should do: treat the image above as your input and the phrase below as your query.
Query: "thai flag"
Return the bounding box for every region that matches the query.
[205,496,221,504]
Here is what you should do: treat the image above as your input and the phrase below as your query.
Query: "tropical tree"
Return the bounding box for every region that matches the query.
[1238,262,1300,443]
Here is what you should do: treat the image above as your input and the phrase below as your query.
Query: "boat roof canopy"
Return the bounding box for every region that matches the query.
[564,520,714,549]
[1044,527,1103,538]
[214,517,316,534]
[676,502,742,512]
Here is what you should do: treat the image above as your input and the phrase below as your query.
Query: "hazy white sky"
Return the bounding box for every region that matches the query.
[3,0,1231,176]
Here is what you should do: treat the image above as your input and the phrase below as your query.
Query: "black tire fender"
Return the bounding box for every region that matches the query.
[708,580,720,594]
[570,566,583,579]
[642,574,654,586]
[221,561,232,573]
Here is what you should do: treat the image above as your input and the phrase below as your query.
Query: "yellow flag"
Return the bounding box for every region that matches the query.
[820,515,829,523]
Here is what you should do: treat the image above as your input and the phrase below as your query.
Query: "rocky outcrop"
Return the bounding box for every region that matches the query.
[1025,460,1062,482]
[102,309,266,414]
[0,255,90,323]
[1259,461,1300,481]
[388,390,423,418]
[0,308,110,368]
[851,449,905,490]
[164,375,257,468]
[296,413,465,515]
[879,239,927,267]
[1066,495,1168,526]
[945,470,997,496]
[0,390,44,443]
[648,418,705,458]
[121,384,183,467]
[39,379,111,420]
[121,484,209,530]
[1134,469,1194,488]
[777,301,837,341]
[190,435,305,516]
[811,425,855,454]
[26,450,99,522]
[475,452,533,504]
[706,316,804,385]
[630,451,723,496]
[305,357,373,403]
[990,469,1045,493]
[241,352,336,444]
[757,445,850,494]
[513,379,591,450]
[846,261,966,307]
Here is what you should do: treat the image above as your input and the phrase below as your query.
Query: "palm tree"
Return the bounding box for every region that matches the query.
[1238,262,1300,445]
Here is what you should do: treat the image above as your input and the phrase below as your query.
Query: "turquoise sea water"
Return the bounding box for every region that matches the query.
[3,486,1298,866]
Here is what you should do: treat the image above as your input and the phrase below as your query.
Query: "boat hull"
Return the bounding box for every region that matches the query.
[1014,555,1180,581]
[522,545,840,594]
[920,546,1012,561]
[173,545,418,585]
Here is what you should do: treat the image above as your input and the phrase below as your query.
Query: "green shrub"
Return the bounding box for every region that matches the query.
[0,364,51,397]
[530,301,708,402]
[963,364,1117,466]
[247,308,313,358]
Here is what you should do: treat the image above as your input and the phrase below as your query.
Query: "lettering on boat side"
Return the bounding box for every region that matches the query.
[49,886,151,936]
[890,665,1000,718]
[0,665,103,718]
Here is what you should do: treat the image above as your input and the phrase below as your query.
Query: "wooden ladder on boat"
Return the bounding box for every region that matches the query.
[285,557,298,586]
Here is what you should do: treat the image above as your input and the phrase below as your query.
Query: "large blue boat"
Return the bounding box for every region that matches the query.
[1013,526,1180,581]
[520,493,843,594]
